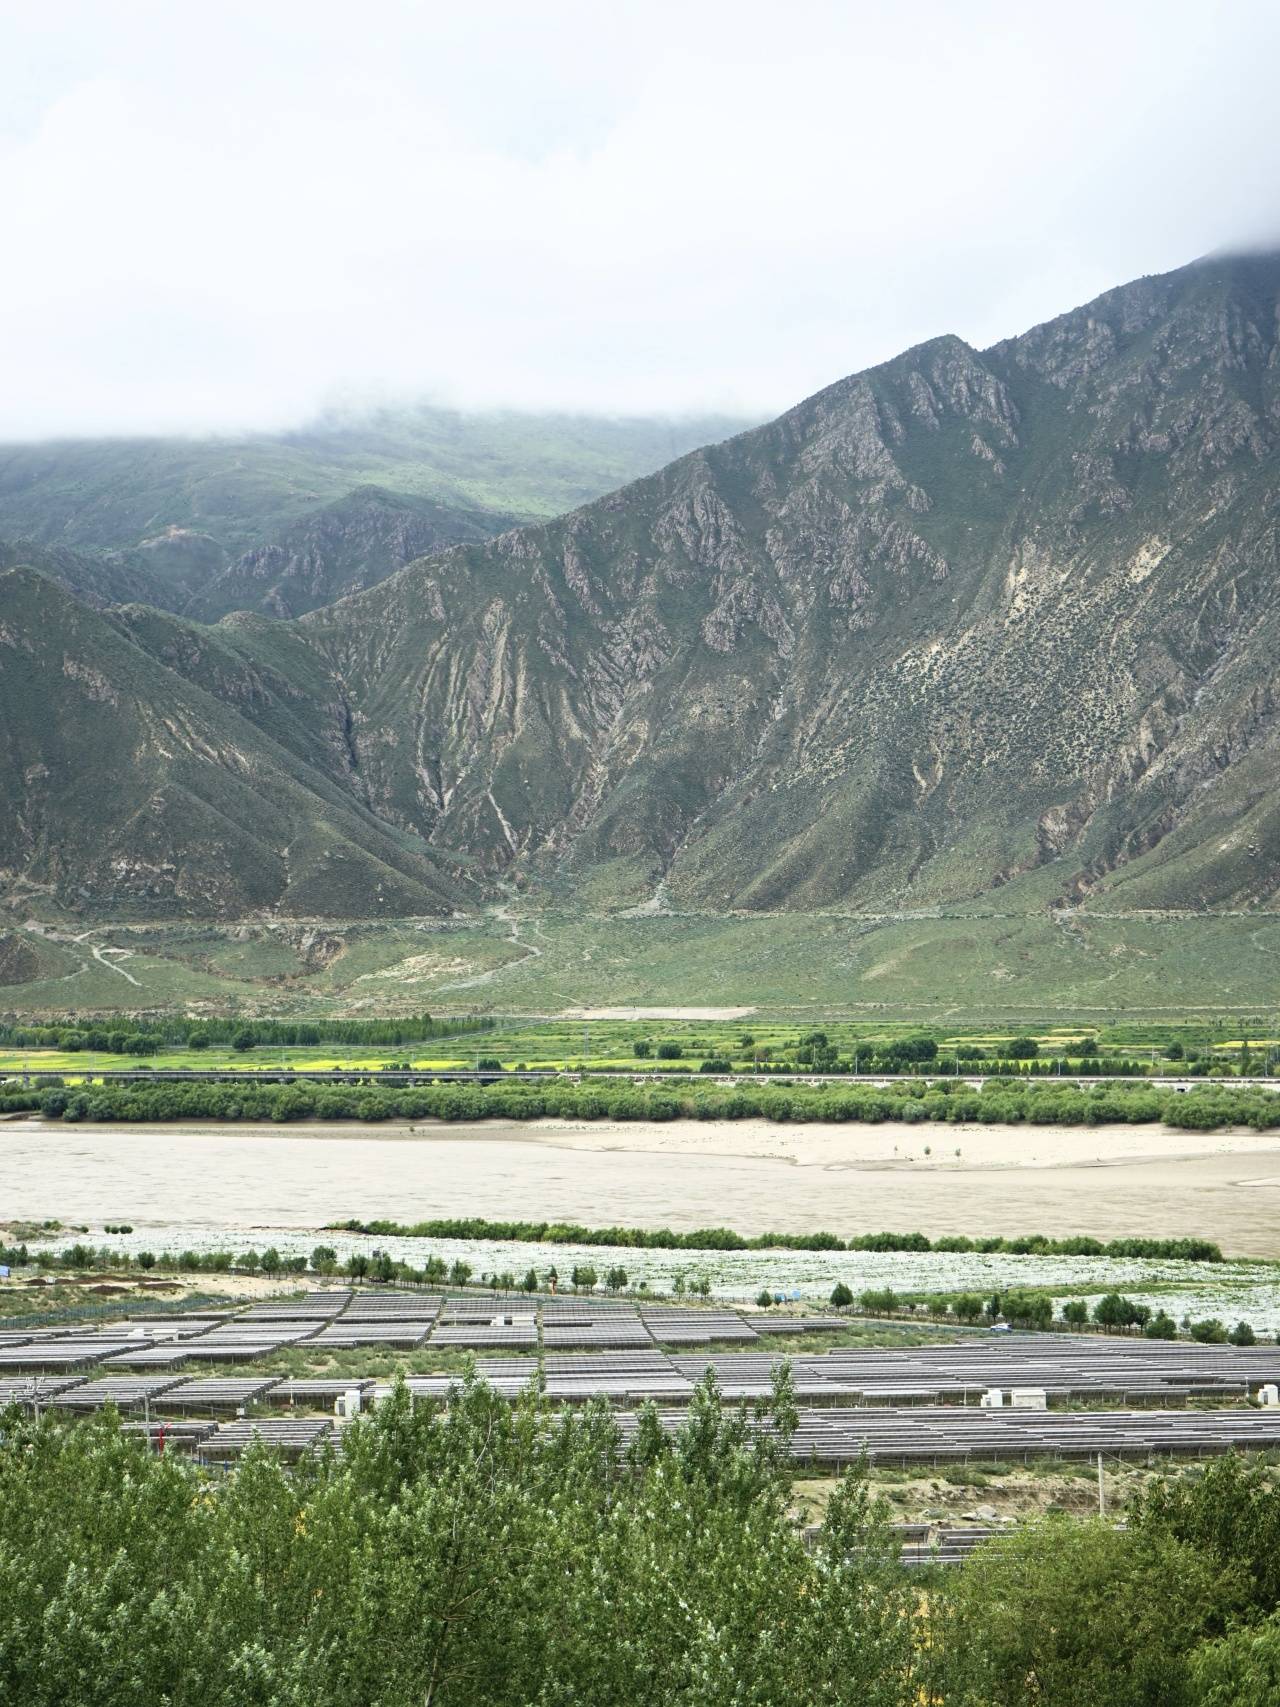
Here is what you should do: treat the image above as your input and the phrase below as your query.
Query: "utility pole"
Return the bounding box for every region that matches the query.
[1097,1452,1105,1516]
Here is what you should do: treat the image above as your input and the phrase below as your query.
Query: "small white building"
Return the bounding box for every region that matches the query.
[1010,1388,1048,1411]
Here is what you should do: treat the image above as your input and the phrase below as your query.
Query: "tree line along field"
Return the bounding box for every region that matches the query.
[7,1074,1280,1135]
[2,1012,1279,1079]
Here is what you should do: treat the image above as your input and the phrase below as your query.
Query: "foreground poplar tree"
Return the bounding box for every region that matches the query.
[0,1371,921,1705]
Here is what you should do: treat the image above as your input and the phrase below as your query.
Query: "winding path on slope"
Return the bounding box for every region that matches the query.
[437,900,544,993]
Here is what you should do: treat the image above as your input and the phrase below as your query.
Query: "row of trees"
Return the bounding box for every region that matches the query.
[5,1238,648,1298]
[844,1286,1264,1344]
[627,1051,1217,1078]
[334,1215,1222,1263]
[0,1012,492,1052]
[851,1285,1057,1329]
[12,1073,1280,1135]
[6,1378,1280,1703]
[625,1027,1270,1077]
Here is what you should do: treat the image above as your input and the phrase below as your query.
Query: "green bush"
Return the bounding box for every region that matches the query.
[1144,1311,1179,1340]
[1190,1318,1229,1344]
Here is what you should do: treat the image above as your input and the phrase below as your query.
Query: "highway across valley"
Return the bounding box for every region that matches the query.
[8,1067,1277,1091]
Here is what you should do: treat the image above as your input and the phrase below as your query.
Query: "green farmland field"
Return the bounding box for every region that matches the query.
[2,908,1279,1035]
[1,1015,1274,1082]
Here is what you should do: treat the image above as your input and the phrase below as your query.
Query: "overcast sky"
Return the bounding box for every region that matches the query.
[2,0,1279,439]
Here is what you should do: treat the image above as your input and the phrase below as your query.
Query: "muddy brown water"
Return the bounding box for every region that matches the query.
[5,1119,1280,1254]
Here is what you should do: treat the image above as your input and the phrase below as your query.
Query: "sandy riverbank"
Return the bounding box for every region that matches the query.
[4,1113,1268,1170]
[514,1115,1274,1172]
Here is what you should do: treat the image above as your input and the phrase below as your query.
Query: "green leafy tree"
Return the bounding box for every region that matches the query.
[1190,1318,1229,1343]
[1093,1292,1148,1332]
[1002,1289,1053,1329]
[1192,1608,1280,1705]
[934,1515,1245,1706]
[1135,1452,1280,1616]
[1144,1310,1179,1340]
[0,1370,925,1704]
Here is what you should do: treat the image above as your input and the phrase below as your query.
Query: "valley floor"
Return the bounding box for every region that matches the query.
[4,906,1280,1016]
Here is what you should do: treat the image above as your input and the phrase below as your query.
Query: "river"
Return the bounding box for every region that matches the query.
[5,1116,1280,1255]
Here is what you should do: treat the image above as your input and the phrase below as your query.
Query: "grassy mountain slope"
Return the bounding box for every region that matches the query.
[0,407,749,557]
[0,538,177,612]
[4,910,1278,1018]
[5,252,1279,923]
[186,486,518,621]
[0,567,480,917]
[0,407,747,624]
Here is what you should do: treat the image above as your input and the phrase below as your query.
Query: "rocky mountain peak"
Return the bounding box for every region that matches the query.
[4,249,1280,918]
